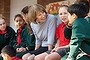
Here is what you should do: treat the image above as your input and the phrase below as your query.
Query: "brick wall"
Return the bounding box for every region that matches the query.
[0,0,10,25]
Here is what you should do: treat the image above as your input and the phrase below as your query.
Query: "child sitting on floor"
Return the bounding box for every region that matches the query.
[1,45,22,60]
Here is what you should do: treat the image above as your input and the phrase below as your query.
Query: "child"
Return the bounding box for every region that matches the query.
[21,6,30,22]
[13,14,35,58]
[1,45,22,60]
[66,3,90,60]
[34,5,70,60]
[0,15,15,52]
[0,15,15,60]
[0,15,16,60]
[22,4,56,60]
[21,6,32,34]
[64,0,90,40]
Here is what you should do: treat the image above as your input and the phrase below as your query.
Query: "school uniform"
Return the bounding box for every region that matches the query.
[56,22,70,47]
[12,56,22,60]
[68,18,90,60]
[0,26,15,60]
[46,22,70,58]
[0,26,15,53]
[13,24,35,58]
[64,27,72,39]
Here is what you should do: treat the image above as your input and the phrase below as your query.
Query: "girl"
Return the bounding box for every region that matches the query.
[22,4,56,60]
[0,15,15,52]
[13,14,35,58]
[35,5,70,60]
[0,15,15,60]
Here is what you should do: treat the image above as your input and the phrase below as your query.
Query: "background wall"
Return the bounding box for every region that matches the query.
[10,0,37,31]
[9,0,77,31]
[0,0,10,25]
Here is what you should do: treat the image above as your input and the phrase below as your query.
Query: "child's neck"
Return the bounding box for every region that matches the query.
[64,22,68,25]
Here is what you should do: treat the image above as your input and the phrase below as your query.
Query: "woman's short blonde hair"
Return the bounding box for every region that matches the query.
[28,4,47,24]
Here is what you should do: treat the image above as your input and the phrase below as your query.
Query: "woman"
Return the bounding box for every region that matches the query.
[35,5,70,60]
[22,4,56,60]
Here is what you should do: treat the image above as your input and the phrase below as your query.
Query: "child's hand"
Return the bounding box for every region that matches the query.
[19,47,26,52]
[50,47,61,53]
[68,14,77,26]
[16,47,26,52]
[51,46,68,53]
[51,48,56,53]
[54,47,61,51]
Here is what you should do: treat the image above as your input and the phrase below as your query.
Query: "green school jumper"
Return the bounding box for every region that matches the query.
[0,26,15,52]
[68,18,90,60]
[13,25,35,58]
[0,26,16,60]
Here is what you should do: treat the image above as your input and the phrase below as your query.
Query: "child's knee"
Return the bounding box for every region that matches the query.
[34,55,39,60]
[22,53,30,60]
[45,55,52,60]
[27,54,35,60]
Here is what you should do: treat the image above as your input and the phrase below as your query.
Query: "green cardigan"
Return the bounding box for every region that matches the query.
[68,18,90,60]
[13,25,35,51]
[0,26,15,53]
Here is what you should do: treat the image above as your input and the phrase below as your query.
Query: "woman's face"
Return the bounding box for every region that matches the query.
[36,11,47,23]
[0,19,6,31]
[59,7,69,23]
[14,17,24,29]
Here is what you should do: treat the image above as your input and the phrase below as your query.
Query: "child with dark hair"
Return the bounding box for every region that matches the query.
[21,6,30,22]
[1,45,22,60]
[21,6,32,34]
[64,0,90,40]
[66,3,90,60]
[13,14,35,58]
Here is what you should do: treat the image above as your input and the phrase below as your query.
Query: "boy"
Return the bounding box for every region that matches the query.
[1,45,22,60]
[66,3,90,60]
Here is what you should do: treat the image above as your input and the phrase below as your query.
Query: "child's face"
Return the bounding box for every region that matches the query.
[14,17,24,29]
[36,11,47,23]
[0,19,6,31]
[59,7,69,23]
